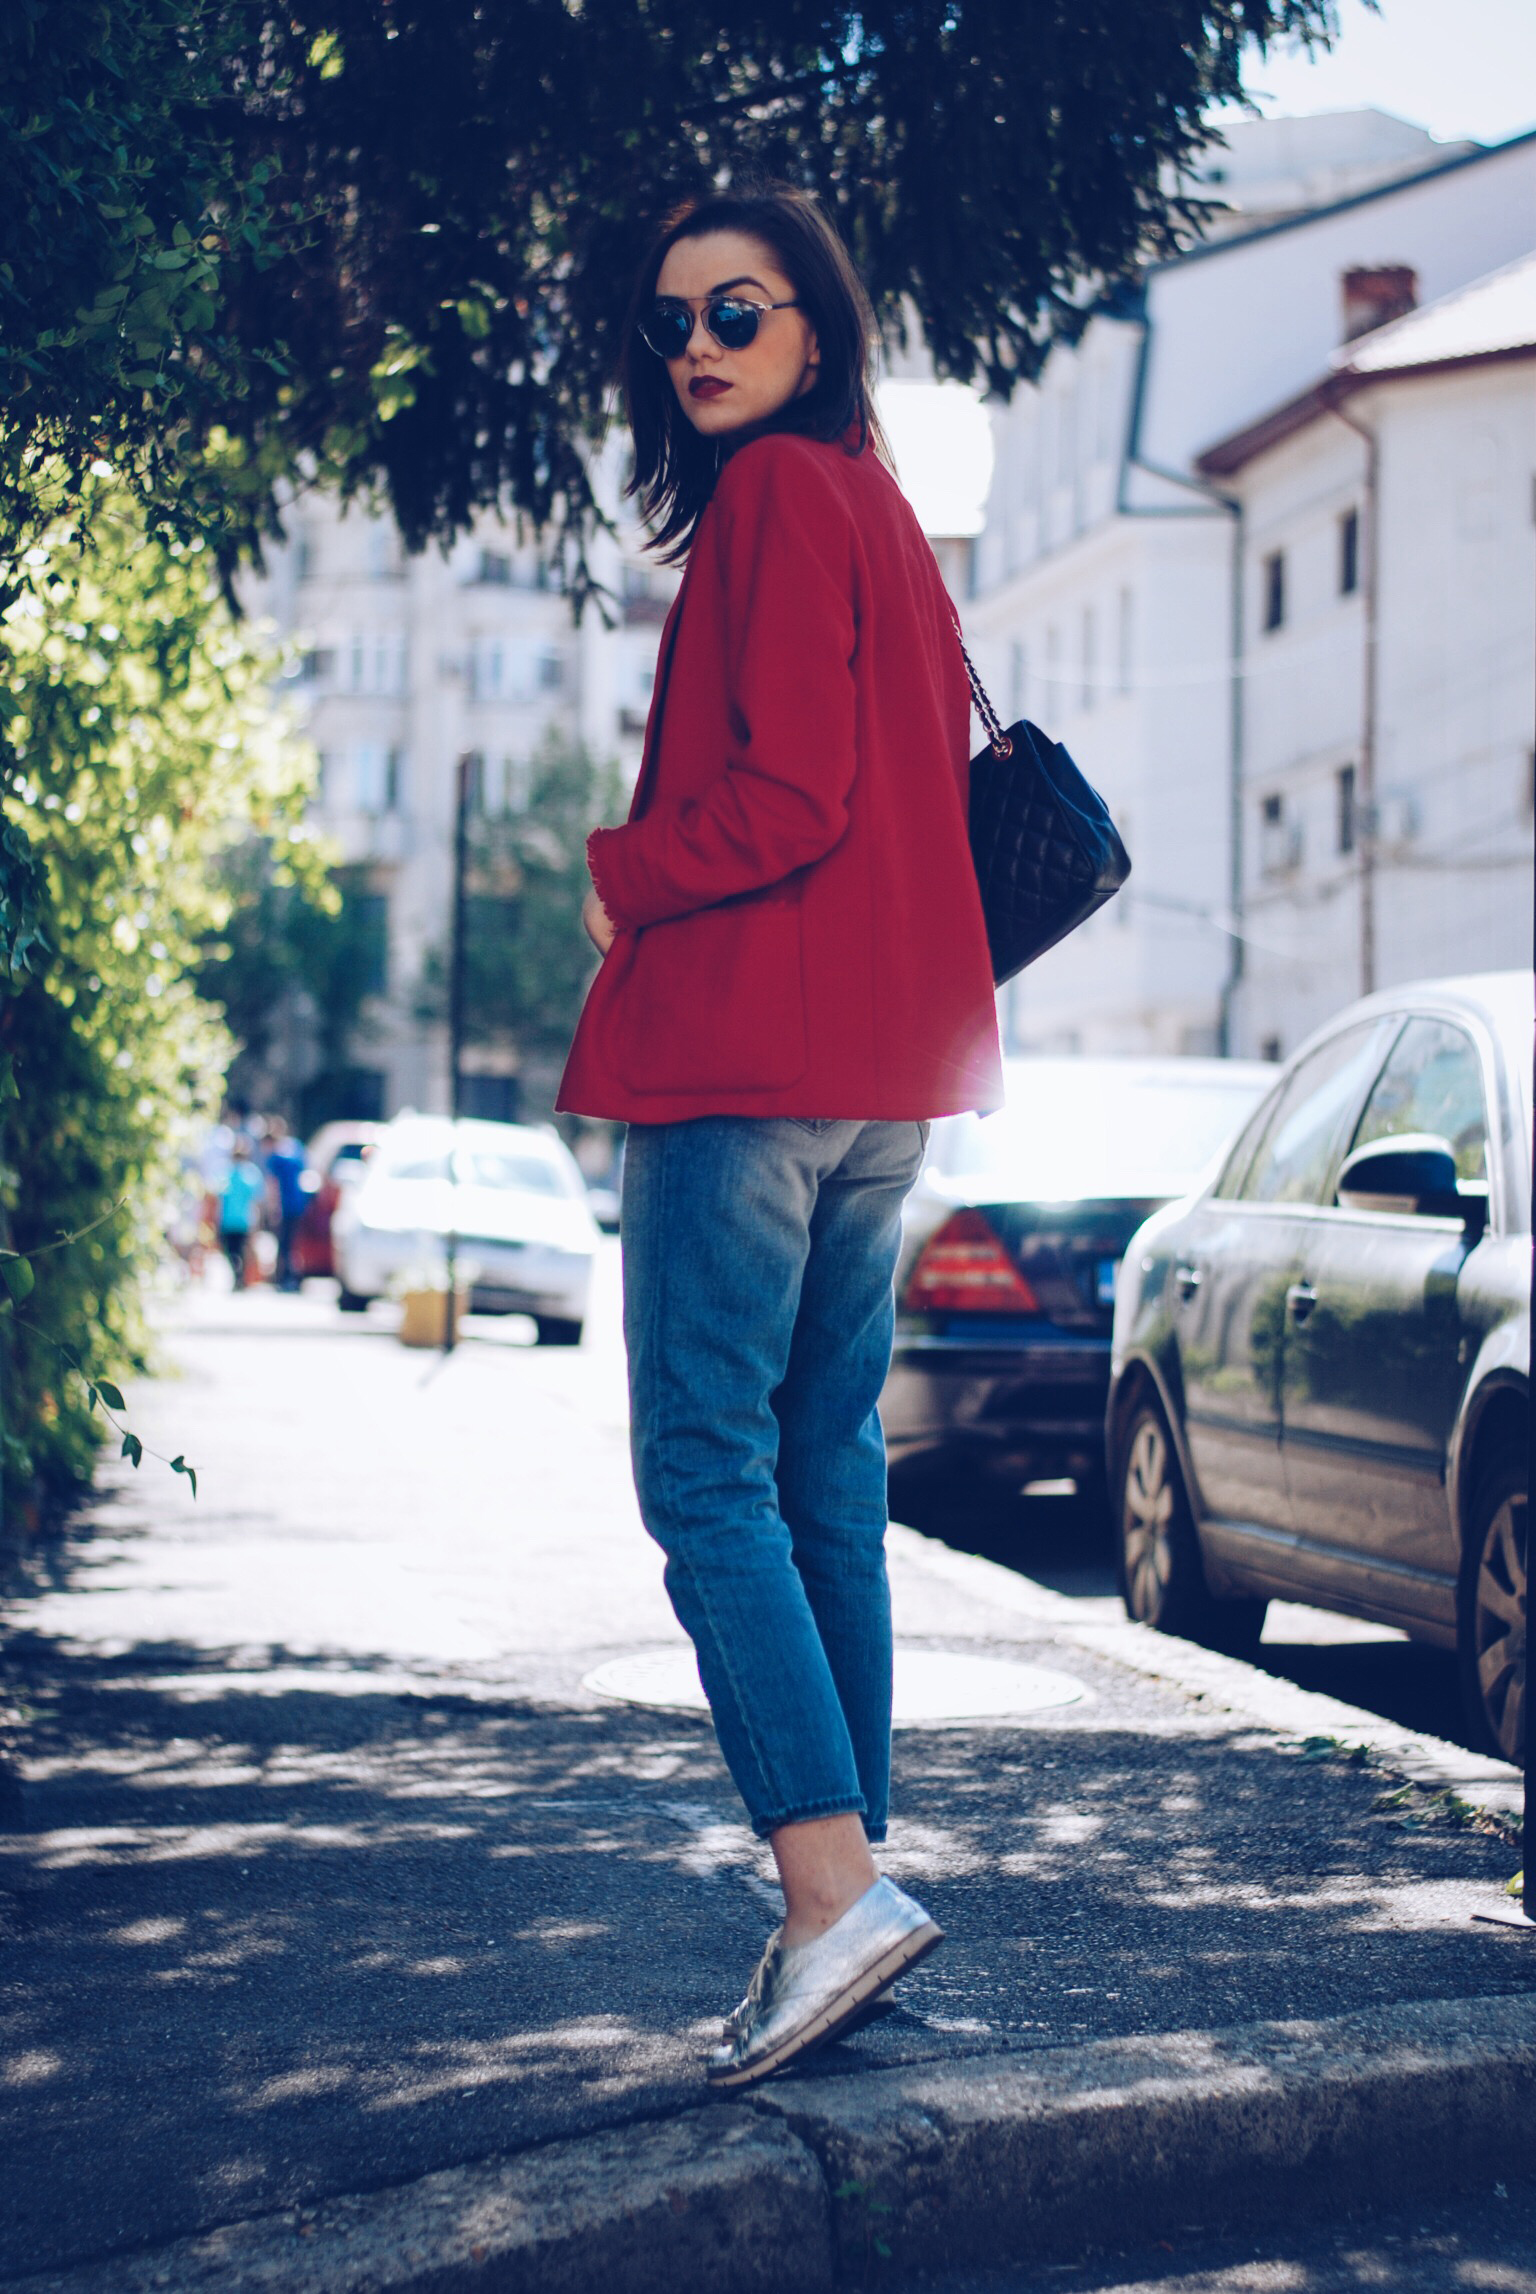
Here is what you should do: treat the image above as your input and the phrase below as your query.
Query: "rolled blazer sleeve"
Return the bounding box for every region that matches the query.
[587,439,859,929]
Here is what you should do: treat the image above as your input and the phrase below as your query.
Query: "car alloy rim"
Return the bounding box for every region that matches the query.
[1474,1492,1527,1764]
[1123,1417,1175,1622]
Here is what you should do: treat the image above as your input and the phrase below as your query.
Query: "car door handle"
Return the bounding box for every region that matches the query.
[1174,1263,1202,1301]
[1286,1281,1317,1323]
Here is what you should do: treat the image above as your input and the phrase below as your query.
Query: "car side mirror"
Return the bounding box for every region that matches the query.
[1337,1133,1484,1231]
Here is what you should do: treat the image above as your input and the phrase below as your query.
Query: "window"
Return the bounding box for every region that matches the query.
[1261,550,1286,633]
[1009,640,1027,720]
[1339,508,1359,597]
[1215,1090,1280,1200]
[462,750,486,815]
[1116,587,1134,694]
[538,648,564,692]
[1236,1022,1392,1205]
[475,640,504,701]
[1348,1017,1488,1186]
[294,536,315,582]
[1080,606,1096,711]
[1045,625,1060,714]
[1336,764,1357,856]
[1259,792,1299,876]
[355,893,389,996]
[366,528,401,580]
[354,745,401,815]
[477,550,513,586]
[502,753,531,813]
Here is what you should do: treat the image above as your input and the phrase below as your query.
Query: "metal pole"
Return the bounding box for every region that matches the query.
[443,754,471,1355]
[1330,404,1379,998]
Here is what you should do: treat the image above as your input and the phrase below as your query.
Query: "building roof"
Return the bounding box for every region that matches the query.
[1154,123,1534,275]
[1196,246,1536,476]
[1337,247,1536,374]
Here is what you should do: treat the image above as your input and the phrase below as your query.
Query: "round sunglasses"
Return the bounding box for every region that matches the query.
[637,294,800,362]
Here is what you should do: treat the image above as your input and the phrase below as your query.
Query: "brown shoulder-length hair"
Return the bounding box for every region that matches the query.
[621,182,893,563]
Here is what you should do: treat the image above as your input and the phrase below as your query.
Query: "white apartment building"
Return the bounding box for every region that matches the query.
[963,114,1536,1058]
[1196,251,1536,1058]
[244,486,677,1124]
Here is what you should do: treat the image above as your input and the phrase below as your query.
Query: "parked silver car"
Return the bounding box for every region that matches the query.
[1107,971,1530,1759]
[332,1115,598,1344]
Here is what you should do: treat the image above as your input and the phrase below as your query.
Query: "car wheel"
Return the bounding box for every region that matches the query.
[534,1316,583,1348]
[1116,1398,1267,1657]
[1457,1453,1527,1763]
[336,1287,369,1314]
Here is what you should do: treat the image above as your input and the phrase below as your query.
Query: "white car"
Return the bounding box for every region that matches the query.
[331,1116,599,1344]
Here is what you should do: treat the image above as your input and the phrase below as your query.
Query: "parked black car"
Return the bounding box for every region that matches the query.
[882,1057,1273,1503]
[1107,971,1530,1760]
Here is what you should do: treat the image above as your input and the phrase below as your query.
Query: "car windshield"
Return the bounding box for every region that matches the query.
[380,1146,568,1197]
[930,1066,1272,1200]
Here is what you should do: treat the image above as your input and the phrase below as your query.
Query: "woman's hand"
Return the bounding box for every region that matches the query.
[582,887,618,956]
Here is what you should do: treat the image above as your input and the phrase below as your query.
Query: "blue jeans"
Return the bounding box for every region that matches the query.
[621,1117,928,1841]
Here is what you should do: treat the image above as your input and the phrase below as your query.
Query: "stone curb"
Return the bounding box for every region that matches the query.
[12,1994,1536,2293]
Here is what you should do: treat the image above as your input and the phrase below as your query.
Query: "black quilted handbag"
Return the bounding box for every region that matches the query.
[954,618,1131,986]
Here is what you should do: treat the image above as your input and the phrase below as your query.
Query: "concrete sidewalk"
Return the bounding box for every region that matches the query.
[0,1283,1529,2289]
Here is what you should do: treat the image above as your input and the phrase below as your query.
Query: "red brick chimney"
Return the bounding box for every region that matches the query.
[1341,265,1419,342]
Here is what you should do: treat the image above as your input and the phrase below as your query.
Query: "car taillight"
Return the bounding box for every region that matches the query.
[903,1209,1040,1315]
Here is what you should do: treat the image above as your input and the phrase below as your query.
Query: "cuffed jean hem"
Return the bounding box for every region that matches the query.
[749,1795,882,1844]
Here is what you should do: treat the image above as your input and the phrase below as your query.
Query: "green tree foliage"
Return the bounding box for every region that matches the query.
[197,844,387,1100]
[2,1,1338,581]
[416,734,624,1069]
[0,0,293,567]
[0,481,317,1513]
[225,0,1336,578]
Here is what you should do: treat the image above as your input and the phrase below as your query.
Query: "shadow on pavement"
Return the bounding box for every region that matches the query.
[1,1621,1529,2280]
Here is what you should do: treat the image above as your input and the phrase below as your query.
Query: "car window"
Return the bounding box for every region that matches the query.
[380,1146,568,1196]
[457,1148,567,1196]
[386,1154,452,1182]
[1214,1090,1281,1200]
[1348,1018,1488,1184]
[928,1069,1270,1200]
[1238,1022,1391,1206]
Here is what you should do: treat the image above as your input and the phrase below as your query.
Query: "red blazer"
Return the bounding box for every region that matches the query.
[556,429,1003,1124]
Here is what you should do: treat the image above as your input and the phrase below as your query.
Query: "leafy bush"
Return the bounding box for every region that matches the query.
[0,478,317,1520]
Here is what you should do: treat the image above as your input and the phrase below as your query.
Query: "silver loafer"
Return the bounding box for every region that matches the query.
[706,1875,943,2088]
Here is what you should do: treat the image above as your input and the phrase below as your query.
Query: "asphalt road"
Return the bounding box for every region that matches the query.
[912,2180,1536,2293]
[0,1244,1526,2284]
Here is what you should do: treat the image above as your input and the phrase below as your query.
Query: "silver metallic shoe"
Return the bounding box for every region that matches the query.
[706,1876,943,2088]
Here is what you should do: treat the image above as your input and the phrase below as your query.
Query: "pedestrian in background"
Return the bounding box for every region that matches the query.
[263,1120,309,1292]
[217,1139,265,1289]
[558,182,1002,2085]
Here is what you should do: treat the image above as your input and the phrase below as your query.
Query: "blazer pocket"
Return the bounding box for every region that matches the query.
[617,884,807,1095]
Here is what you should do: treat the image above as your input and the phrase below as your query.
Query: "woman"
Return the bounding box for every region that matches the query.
[557,183,1002,2086]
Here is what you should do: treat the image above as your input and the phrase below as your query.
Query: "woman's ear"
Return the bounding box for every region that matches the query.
[797,321,822,397]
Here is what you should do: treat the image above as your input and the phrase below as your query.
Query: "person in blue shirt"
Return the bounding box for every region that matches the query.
[219,1142,265,1288]
[264,1122,310,1292]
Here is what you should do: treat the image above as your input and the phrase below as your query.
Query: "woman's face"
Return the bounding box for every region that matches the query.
[651,229,821,442]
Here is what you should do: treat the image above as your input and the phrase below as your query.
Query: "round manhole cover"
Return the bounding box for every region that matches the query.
[582,1647,1086,1726]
